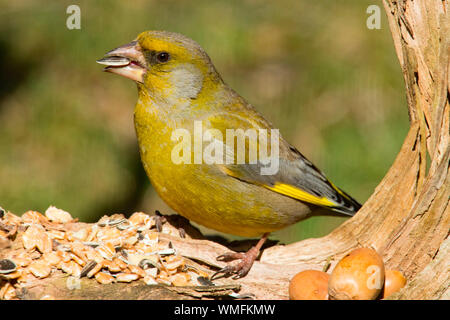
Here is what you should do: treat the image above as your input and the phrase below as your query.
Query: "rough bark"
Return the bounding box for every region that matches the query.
[6,0,449,300]
[256,0,449,299]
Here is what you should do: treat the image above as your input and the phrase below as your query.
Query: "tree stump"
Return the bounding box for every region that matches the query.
[258,0,449,299]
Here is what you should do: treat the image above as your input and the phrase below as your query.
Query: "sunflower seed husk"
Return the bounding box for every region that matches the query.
[197,276,215,286]
[96,56,130,67]
[80,260,97,278]
[0,259,17,274]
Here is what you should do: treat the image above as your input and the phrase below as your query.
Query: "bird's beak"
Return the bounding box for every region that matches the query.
[97,41,147,83]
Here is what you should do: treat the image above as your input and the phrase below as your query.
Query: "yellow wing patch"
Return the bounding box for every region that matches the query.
[265,183,336,207]
[328,180,352,201]
[218,164,338,208]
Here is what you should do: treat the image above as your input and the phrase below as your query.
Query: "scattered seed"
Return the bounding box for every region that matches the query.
[116,220,132,230]
[0,259,17,274]
[85,249,104,264]
[98,215,126,227]
[156,277,172,286]
[41,252,61,266]
[29,261,51,278]
[22,211,48,224]
[29,250,42,260]
[103,260,121,273]
[46,230,66,240]
[70,253,86,266]
[55,244,71,252]
[115,273,139,283]
[70,228,89,241]
[143,275,158,285]
[228,292,256,300]
[96,242,116,261]
[83,242,100,248]
[17,270,36,284]
[22,225,52,253]
[57,250,72,263]
[95,272,115,284]
[139,258,160,270]
[87,260,103,278]
[80,260,97,278]
[113,257,128,270]
[0,282,16,300]
[141,232,159,246]
[45,206,73,223]
[128,265,146,278]
[170,272,191,286]
[0,209,200,299]
[155,248,176,256]
[4,212,22,225]
[164,255,184,271]
[124,236,138,247]
[10,255,32,268]
[197,276,215,286]
[128,212,148,225]
[0,270,22,280]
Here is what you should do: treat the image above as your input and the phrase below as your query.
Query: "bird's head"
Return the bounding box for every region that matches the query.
[97,31,222,102]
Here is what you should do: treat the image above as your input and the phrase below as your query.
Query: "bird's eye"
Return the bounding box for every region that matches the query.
[156,52,170,63]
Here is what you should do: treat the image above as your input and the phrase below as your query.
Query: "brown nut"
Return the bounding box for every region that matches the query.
[328,248,385,300]
[289,270,329,300]
[381,270,406,299]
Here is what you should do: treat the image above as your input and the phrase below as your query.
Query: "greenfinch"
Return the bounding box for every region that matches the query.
[97,31,361,278]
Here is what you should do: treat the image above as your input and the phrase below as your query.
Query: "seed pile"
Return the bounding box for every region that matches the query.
[0,207,210,300]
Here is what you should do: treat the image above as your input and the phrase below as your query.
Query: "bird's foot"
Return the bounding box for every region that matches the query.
[216,251,246,262]
[212,246,260,280]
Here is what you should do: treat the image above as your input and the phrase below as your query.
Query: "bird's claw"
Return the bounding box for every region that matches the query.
[212,249,257,280]
[210,262,253,280]
[232,265,251,279]
[210,266,236,280]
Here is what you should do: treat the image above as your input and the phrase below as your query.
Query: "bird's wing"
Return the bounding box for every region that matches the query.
[206,112,362,216]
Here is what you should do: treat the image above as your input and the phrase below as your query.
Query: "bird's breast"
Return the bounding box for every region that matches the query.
[132,97,312,236]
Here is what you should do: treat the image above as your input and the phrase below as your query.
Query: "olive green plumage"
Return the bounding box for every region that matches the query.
[99,30,361,237]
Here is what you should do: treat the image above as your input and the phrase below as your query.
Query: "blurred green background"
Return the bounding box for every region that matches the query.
[0,0,407,243]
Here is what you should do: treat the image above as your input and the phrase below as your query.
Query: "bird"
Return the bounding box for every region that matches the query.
[97,30,361,279]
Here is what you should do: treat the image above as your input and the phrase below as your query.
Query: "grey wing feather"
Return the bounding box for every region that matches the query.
[222,146,361,216]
